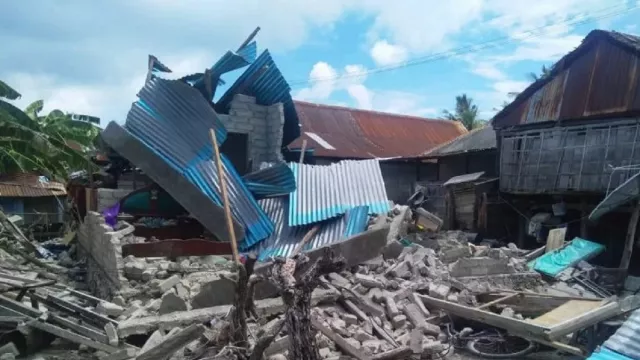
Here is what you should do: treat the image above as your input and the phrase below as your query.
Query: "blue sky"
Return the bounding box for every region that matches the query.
[2,0,640,124]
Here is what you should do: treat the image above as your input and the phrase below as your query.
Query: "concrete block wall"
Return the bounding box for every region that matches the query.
[97,188,131,212]
[78,211,130,299]
[222,94,285,170]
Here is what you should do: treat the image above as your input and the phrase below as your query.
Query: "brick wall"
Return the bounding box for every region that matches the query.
[221,94,285,171]
[97,188,131,212]
[78,211,132,299]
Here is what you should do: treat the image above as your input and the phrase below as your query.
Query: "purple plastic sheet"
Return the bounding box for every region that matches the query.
[103,202,121,228]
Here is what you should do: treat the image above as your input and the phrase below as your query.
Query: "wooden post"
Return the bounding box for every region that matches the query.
[621,199,640,271]
[209,129,239,264]
[580,199,588,238]
[298,139,308,164]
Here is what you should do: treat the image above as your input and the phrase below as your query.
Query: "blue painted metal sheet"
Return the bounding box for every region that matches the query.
[587,347,635,360]
[123,77,273,249]
[242,162,296,199]
[252,197,369,262]
[288,159,390,226]
[193,42,257,91]
[603,308,640,360]
[149,55,172,73]
[529,237,605,277]
[216,50,300,146]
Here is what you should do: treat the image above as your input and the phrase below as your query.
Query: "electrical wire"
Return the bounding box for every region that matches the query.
[288,3,638,88]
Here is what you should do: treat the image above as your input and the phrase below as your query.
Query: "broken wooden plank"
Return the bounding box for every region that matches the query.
[25,320,120,353]
[42,294,117,326]
[417,294,550,339]
[546,228,566,253]
[46,313,110,344]
[546,301,622,340]
[530,300,605,327]
[477,293,520,310]
[311,317,371,360]
[136,324,205,360]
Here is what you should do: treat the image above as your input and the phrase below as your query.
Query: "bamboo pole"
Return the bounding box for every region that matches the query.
[209,129,239,264]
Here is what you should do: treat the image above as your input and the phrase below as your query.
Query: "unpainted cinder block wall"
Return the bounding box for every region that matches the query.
[220,94,285,171]
[78,211,130,300]
[96,188,132,212]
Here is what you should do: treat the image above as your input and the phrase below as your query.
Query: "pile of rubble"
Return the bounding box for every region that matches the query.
[0,204,603,360]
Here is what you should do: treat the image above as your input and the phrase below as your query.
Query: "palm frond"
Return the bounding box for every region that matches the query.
[0,80,21,100]
[25,100,44,120]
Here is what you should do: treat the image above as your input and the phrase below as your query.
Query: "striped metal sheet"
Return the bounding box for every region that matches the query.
[587,347,635,360]
[193,42,257,90]
[252,197,369,262]
[603,308,640,360]
[242,162,296,199]
[216,50,300,147]
[288,159,390,226]
[123,77,273,249]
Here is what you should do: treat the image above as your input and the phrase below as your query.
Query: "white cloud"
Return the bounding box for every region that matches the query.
[295,62,339,101]
[472,62,506,80]
[492,80,530,95]
[370,40,408,66]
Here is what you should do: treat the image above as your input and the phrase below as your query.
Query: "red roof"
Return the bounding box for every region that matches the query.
[290,101,468,158]
[0,172,67,198]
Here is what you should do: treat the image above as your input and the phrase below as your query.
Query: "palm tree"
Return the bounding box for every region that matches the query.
[0,80,99,180]
[442,94,483,130]
[528,64,552,82]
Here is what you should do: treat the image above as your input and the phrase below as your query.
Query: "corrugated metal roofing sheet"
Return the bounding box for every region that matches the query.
[590,171,640,221]
[423,125,496,158]
[216,50,300,147]
[193,41,257,91]
[0,173,66,198]
[252,196,369,261]
[123,77,273,249]
[443,172,485,186]
[290,101,468,159]
[288,159,390,226]
[242,162,296,199]
[603,308,640,360]
[587,347,635,360]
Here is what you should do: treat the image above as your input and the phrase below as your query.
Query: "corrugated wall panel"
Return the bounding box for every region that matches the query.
[242,162,296,199]
[559,45,598,120]
[603,308,640,360]
[122,78,273,249]
[524,71,568,124]
[289,160,390,226]
[253,198,369,261]
[586,41,637,115]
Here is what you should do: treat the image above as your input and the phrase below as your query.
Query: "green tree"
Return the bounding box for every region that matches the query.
[442,94,484,130]
[0,80,100,180]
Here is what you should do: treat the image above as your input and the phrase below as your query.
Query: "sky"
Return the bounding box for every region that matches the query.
[2,0,640,125]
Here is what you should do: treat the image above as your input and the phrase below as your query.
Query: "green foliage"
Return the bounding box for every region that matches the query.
[0,80,99,180]
[442,94,483,130]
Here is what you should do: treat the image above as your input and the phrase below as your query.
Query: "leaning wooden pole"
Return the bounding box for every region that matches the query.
[209,129,240,264]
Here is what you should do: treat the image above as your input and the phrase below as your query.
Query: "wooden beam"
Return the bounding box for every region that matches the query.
[416,294,550,339]
[477,293,520,310]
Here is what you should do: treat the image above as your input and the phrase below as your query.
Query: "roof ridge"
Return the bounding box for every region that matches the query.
[293,100,461,125]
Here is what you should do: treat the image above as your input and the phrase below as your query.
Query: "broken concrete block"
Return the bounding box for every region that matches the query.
[410,329,423,354]
[328,272,351,288]
[449,257,511,277]
[422,339,446,355]
[362,339,383,354]
[156,275,181,293]
[319,347,332,358]
[388,260,412,279]
[345,338,361,349]
[96,301,125,317]
[140,330,164,353]
[384,296,400,318]
[440,246,472,264]
[391,315,407,329]
[354,273,384,289]
[363,255,385,270]
[175,283,189,299]
[342,313,358,326]
[354,329,376,342]
[403,303,440,336]
[191,275,236,308]
[104,323,119,346]
[159,292,188,315]
[428,283,450,300]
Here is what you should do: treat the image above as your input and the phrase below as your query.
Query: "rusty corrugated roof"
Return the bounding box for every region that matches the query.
[0,173,66,198]
[290,101,468,159]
